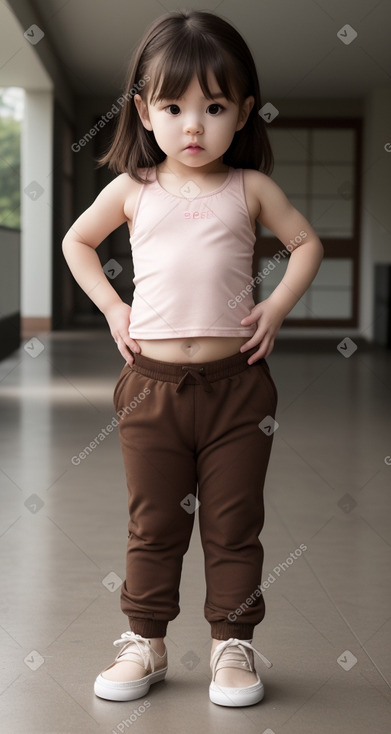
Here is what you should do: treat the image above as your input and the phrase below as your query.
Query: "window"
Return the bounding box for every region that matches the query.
[255,120,362,327]
[0,87,24,230]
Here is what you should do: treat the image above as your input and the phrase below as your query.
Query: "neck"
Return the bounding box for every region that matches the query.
[157,157,228,179]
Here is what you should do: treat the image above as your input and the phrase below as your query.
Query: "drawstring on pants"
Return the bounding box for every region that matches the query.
[176,365,213,393]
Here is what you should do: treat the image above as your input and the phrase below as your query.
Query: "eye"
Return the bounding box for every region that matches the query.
[207,103,224,115]
[165,104,181,115]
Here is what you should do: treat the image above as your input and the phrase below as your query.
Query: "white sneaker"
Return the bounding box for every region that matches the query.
[94,631,168,702]
[209,638,272,707]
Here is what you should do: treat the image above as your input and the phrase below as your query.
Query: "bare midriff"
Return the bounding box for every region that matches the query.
[136,336,249,363]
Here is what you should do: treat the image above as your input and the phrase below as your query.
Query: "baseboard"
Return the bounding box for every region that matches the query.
[21,317,52,339]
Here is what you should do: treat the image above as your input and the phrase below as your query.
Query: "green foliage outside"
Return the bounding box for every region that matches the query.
[0,91,21,230]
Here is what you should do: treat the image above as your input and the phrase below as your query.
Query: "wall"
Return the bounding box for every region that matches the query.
[360,87,391,341]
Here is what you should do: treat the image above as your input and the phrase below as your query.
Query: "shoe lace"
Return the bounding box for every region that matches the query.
[211,637,272,675]
[112,631,157,672]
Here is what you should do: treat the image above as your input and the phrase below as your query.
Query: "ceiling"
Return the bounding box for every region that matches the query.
[0,2,52,91]
[2,0,391,99]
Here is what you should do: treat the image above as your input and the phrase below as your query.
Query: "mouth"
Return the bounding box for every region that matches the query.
[185,143,204,150]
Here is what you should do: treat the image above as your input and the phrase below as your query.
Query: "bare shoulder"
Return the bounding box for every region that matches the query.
[243,168,283,199]
[243,169,292,224]
[242,169,264,222]
[120,169,150,222]
[243,168,320,247]
[242,169,280,225]
[92,168,150,231]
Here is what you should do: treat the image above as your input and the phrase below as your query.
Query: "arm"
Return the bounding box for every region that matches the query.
[62,173,140,365]
[240,172,324,362]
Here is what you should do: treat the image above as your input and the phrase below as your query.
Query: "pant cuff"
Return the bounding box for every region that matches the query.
[210,621,255,640]
[128,617,168,638]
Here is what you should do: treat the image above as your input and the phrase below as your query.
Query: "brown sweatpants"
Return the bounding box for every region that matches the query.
[113,346,278,641]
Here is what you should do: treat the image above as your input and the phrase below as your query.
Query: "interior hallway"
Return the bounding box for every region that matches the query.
[0,331,390,734]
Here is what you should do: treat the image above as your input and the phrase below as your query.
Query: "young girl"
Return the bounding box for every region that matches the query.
[63,8,323,708]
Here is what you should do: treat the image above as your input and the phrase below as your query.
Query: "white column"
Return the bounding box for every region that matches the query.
[21,90,53,324]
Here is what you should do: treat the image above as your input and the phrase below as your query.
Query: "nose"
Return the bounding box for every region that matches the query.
[184,115,203,135]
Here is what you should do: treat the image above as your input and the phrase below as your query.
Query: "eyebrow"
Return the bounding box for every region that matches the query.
[159,92,227,101]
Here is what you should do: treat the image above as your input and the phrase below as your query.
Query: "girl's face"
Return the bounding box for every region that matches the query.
[134,72,254,172]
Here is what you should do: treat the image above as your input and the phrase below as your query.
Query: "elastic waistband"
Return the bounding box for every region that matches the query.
[131,346,259,393]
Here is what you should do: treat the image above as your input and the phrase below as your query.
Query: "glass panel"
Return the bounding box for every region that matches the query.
[288,197,309,219]
[312,164,354,197]
[283,295,311,318]
[312,198,354,237]
[311,289,353,318]
[268,129,309,161]
[259,124,357,322]
[0,87,24,229]
[312,129,354,162]
[258,258,353,320]
[271,164,307,196]
[260,197,309,237]
[262,287,352,319]
[258,257,288,287]
[259,286,311,317]
[311,259,353,287]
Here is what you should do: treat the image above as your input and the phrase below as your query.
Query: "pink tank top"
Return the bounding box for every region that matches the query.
[128,166,257,340]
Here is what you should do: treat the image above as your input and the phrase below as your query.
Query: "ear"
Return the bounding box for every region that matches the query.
[134,94,153,131]
[236,96,255,132]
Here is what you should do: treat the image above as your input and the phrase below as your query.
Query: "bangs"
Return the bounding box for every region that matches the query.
[147,36,241,104]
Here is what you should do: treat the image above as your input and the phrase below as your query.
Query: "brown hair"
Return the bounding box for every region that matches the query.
[98,8,274,182]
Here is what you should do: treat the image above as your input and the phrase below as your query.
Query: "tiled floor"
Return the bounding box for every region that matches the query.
[0,331,390,734]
